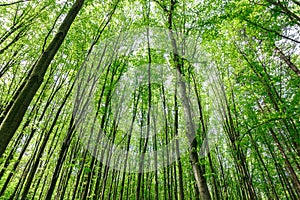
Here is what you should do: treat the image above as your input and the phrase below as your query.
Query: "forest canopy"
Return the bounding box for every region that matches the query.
[0,0,299,199]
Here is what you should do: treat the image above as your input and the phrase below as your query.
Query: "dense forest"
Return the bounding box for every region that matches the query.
[0,0,299,199]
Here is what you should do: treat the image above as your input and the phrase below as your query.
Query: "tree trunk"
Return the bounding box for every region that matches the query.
[0,0,85,157]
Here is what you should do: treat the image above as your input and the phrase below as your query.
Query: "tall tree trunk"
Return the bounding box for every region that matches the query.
[0,0,85,157]
[44,116,76,200]
[136,25,152,200]
[165,1,211,198]
[174,89,185,200]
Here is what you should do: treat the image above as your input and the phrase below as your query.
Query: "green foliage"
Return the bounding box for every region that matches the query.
[0,0,299,199]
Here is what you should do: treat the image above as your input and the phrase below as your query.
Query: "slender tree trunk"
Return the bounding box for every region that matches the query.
[165,1,211,198]
[275,46,300,77]
[44,116,76,200]
[0,0,85,157]
[269,127,300,196]
[119,91,140,200]
[135,23,152,200]
[174,88,185,200]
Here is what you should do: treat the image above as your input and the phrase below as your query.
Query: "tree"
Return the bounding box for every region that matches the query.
[0,0,299,199]
[0,0,85,157]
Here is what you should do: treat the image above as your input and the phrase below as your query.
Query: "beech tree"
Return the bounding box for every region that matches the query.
[0,0,299,199]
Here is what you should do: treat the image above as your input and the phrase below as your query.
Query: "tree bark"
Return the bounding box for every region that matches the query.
[275,46,300,78]
[0,0,85,158]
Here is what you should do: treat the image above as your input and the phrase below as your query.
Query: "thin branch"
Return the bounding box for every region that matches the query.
[0,0,30,7]
[275,45,300,77]
[152,0,168,13]
[244,18,300,44]
[42,2,67,53]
